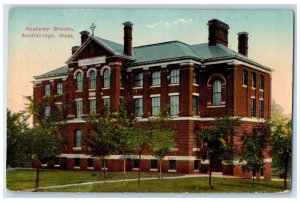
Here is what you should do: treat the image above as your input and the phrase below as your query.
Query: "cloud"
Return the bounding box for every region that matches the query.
[145,18,193,28]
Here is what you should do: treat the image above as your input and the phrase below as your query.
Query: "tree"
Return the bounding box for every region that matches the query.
[149,109,176,179]
[271,101,292,189]
[25,96,66,191]
[239,123,271,187]
[86,106,119,181]
[6,109,31,168]
[200,116,240,189]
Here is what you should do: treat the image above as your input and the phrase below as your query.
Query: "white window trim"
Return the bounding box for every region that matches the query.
[193,93,199,96]
[259,97,264,101]
[88,97,96,100]
[87,67,97,77]
[88,88,96,91]
[193,148,200,151]
[207,105,226,108]
[150,85,161,88]
[168,83,179,87]
[251,95,256,99]
[133,86,143,90]
[75,90,83,93]
[168,169,176,173]
[102,87,110,90]
[102,96,110,99]
[194,170,200,173]
[259,89,264,92]
[100,65,111,76]
[150,168,158,172]
[75,98,83,101]
[73,69,84,79]
[150,94,161,97]
[55,102,62,105]
[73,147,82,151]
[242,84,247,88]
[251,87,256,90]
[101,167,108,171]
[193,83,199,86]
[168,92,179,96]
[133,95,143,99]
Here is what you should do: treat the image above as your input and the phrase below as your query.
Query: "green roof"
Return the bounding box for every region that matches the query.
[35,37,271,79]
[34,66,67,79]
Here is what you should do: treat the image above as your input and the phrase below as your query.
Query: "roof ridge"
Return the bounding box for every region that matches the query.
[133,40,190,49]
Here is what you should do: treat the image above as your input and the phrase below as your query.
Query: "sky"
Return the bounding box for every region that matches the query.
[7,8,294,115]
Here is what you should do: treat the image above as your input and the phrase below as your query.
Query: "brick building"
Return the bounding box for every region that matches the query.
[33,19,272,179]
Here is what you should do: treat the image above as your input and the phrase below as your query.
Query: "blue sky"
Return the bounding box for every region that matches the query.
[8,8,294,114]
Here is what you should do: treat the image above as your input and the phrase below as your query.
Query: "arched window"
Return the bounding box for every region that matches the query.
[75,130,82,147]
[103,69,110,88]
[213,80,222,106]
[76,72,83,90]
[89,71,96,89]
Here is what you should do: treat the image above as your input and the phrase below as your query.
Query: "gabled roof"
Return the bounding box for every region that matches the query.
[34,66,67,79]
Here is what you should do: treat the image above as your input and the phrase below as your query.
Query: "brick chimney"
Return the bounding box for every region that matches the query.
[71,46,80,55]
[238,32,249,57]
[208,19,230,47]
[80,30,90,45]
[123,21,133,56]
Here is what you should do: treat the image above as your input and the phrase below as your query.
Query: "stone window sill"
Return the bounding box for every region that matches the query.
[73,147,82,151]
[150,169,158,172]
[168,169,176,173]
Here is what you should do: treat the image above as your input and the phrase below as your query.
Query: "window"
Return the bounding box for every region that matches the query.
[260,100,264,118]
[75,130,82,147]
[193,70,199,84]
[57,83,63,95]
[170,95,179,116]
[89,71,96,89]
[134,98,143,117]
[45,105,50,117]
[133,159,139,169]
[152,71,161,86]
[169,160,176,170]
[103,98,110,111]
[213,80,222,106]
[120,73,125,88]
[193,133,199,148]
[193,96,199,115]
[88,158,94,168]
[74,158,80,167]
[151,160,158,169]
[90,99,96,114]
[170,69,179,84]
[76,72,83,90]
[243,70,248,86]
[76,100,83,118]
[45,84,50,96]
[151,96,160,116]
[103,69,110,88]
[134,73,143,87]
[252,73,256,88]
[56,104,62,112]
[194,160,199,170]
[251,98,256,117]
[260,75,264,90]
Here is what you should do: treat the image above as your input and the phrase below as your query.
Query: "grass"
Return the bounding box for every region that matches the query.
[42,177,289,193]
[6,169,180,191]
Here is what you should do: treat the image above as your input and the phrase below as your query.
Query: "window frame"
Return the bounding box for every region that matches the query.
[45,84,51,96]
[251,73,256,88]
[193,95,199,115]
[251,98,256,117]
[170,69,180,84]
[89,71,97,89]
[76,72,83,91]
[44,105,50,117]
[170,95,179,116]
[103,69,110,88]
[193,70,199,85]
[134,72,143,87]
[168,160,176,170]
[260,100,264,118]
[76,100,83,118]
[152,71,161,86]
[259,75,264,90]
[75,130,82,148]
[242,70,248,86]
[212,80,222,106]
[89,99,96,114]
[150,159,158,169]
[57,83,63,95]
[134,98,143,117]
[151,96,161,116]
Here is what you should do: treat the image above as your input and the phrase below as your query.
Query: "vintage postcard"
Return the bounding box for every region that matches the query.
[6,7,294,194]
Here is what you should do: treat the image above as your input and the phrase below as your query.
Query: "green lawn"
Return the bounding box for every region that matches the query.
[6,169,180,191]
[43,177,289,193]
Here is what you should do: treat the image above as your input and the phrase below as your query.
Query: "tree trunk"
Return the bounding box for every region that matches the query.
[159,159,162,179]
[35,167,40,191]
[138,151,142,192]
[123,155,126,186]
[103,157,106,182]
[284,153,289,189]
[252,170,255,188]
[208,153,212,189]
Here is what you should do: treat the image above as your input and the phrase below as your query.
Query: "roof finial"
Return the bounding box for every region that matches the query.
[90,23,96,36]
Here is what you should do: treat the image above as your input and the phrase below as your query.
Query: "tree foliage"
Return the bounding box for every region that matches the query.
[271,100,292,189]
[239,122,271,187]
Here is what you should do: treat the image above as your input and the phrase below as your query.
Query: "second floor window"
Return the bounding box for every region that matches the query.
[170,95,179,116]
[151,96,161,116]
[45,84,50,96]
[134,73,143,87]
[90,99,96,114]
[251,98,256,117]
[76,100,82,118]
[103,69,110,88]
[252,73,256,88]
[193,96,199,115]
[89,71,96,89]
[76,72,83,91]
[260,100,264,118]
[75,130,82,148]
[120,73,125,88]
[213,80,222,106]
[243,70,248,86]
[134,98,143,117]
[44,105,50,117]
[152,71,161,86]
[193,70,199,84]
[170,69,179,84]
[260,75,264,90]
[103,98,110,111]
[57,83,63,95]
